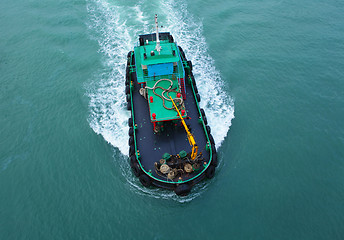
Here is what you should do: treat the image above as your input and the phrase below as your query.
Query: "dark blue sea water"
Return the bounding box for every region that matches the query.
[1,0,344,239]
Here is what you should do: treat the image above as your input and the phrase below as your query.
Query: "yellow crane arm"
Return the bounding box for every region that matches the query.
[169,96,198,160]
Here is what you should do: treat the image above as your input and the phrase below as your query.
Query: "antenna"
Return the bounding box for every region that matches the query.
[155,14,161,54]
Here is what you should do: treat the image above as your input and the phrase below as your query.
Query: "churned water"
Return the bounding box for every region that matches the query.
[1,0,344,239]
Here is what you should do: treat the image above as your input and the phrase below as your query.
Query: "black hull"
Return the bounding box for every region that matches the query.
[126,42,217,196]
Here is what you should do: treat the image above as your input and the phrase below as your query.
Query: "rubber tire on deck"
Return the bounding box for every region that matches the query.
[132,162,142,177]
[125,85,130,95]
[139,174,152,187]
[128,117,133,127]
[127,102,131,111]
[206,165,216,179]
[196,93,201,102]
[175,184,192,196]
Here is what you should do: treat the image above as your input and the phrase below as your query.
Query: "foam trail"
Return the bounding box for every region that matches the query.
[161,0,235,147]
[86,0,142,154]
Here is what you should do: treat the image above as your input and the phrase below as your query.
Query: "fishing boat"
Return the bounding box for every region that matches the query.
[125,15,217,196]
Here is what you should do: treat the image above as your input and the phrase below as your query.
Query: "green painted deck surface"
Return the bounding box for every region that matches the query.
[134,41,184,83]
[146,79,186,122]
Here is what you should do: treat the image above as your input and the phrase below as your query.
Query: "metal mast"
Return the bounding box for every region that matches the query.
[155,14,161,54]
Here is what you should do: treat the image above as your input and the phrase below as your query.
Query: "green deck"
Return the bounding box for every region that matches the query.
[147,79,186,122]
[134,41,185,83]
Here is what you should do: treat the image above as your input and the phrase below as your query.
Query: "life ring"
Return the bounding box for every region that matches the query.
[174,183,192,196]
[131,162,142,177]
[206,165,215,179]
[139,174,152,187]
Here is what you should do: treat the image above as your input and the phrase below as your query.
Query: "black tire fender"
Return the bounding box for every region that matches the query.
[187,60,192,71]
[130,155,136,167]
[128,117,133,127]
[178,46,186,59]
[196,93,200,102]
[206,165,216,179]
[193,85,198,94]
[139,174,152,187]
[129,145,135,156]
[127,102,131,111]
[206,125,211,134]
[132,162,142,177]
[202,115,208,125]
[200,108,205,117]
[125,85,130,95]
[174,184,192,196]
[128,127,134,136]
[208,134,215,145]
[129,136,134,146]
[211,151,218,167]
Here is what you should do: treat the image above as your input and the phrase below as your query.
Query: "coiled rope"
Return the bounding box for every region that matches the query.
[145,78,184,111]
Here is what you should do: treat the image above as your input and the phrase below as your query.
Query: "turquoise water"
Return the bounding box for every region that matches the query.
[1,0,344,239]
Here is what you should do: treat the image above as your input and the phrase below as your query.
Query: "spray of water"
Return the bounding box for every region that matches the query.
[86,0,234,201]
